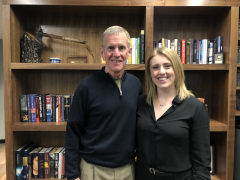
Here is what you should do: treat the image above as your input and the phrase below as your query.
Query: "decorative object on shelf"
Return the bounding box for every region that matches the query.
[20,32,43,63]
[67,56,87,63]
[37,26,94,62]
[210,144,215,175]
[213,52,224,64]
[49,58,61,63]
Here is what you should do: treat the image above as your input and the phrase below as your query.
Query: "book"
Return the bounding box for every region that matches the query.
[64,95,70,121]
[140,30,145,64]
[61,149,65,179]
[44,147,54,179]
[32,147,43,179]
[174,39,178,54]
[208,40,213,64]
[30,95,36,122]
[129,38,132,64]
[58,95,61,122]
[61,95,64,122]
[54,147,64,178]
[35,95,39,122]
[38,95,43,122]
[22,143,36,180]
[16,142,33,180]
[181,39,186,64]
[56,95,59,122]
[137,37,140,64]
[38,148,48,179]
[189,38,193,64]
[49,148,57,178]
[131,38,136,64]
[58,148,65,179]
[27,95,31,122]
[52,95,56,122]
[135,38,138,64]
[20,95,28,122]
[42,94,46,122]
[186,40,190,64]
[177,40,181,59]
[46,95,52,122]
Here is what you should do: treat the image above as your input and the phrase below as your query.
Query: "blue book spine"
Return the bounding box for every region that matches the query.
[30,95,36,122]
[27,95,31,122]
[46,95,52,122]
[22,144,36,180]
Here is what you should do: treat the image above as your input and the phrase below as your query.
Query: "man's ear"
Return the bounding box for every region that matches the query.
[127,47,132,59]
[100,47,105,60]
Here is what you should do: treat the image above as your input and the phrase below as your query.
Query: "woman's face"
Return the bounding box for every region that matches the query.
[149,54,176,91]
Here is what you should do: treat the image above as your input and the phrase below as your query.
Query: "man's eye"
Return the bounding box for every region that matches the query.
[108,46,115,50]
[119,46,126,50]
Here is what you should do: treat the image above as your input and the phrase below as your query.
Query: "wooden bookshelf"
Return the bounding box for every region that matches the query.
[3,1,240,180]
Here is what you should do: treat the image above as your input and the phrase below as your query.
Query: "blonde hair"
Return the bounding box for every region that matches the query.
[146,47,194,105]
[102,26,130,48]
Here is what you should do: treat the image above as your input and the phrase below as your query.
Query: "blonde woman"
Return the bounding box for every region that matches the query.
[136,47,211,180]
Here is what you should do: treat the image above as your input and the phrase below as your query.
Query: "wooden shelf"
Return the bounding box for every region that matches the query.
[211,174,220,180]
[209,119,227,132]
[236,110,240,116]
[11,63,228,71]
[12,122,67,131]
[11,119,227,132]
[237,87,240,90]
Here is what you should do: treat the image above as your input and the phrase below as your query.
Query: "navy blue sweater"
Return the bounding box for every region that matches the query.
[65,67,143,180]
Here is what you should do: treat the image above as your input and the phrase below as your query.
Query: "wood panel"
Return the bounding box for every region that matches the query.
[226,6,239,180]
[2,4,14,180]
[3,0,240,6]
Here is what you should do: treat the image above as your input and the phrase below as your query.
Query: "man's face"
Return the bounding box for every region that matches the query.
[100,33,131,78]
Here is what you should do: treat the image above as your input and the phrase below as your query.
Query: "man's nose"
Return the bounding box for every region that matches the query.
[113,47,120,56]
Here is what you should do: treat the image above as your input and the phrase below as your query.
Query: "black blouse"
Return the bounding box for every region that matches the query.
[136,94,211,179]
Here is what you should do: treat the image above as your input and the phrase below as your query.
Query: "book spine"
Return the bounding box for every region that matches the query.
[58,96,61,122]
[54,152,59,178]
[177,41,181,59]
[131,38,136,64]
[209,40,213,64]
[35,96,39,122]
[64,95,70,121]
[193,40,197,64]
[52,95,56,122]
[129,38,132,64]
[22,150,29,180]
[27,95,31,122]
[199,40,202,64]
[16,151,23,180]
[190,38,193,64]
[61,151,65,179]
[20,95,28,122]
[30,95,36,122]
[186,40,190,64]
[38,153,45,179]
[61,96,64,122]
[49,152,55,178]
[32,152,39,179]
[39,95,43,122]
[56,95,58,122]
[46,95,52,122]
[58,152,62,179]
[181,39,186,64]
[28,153,33,179]
[44,152,50,179]
[196,40,200,64]
[140,30,145,64]
[137,37,140,64]
[42,94,46,122]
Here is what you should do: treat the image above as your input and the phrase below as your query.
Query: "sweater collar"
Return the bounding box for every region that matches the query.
[101,66,126,80]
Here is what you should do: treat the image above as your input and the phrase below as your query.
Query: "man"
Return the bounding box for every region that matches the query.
[65,26,143,180]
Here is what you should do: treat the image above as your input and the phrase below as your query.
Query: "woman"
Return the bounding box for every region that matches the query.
[136,47,211,180]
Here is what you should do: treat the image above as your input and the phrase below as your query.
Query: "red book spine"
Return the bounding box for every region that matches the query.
[35,96,40,122]
[61,151,65,179]
[58,96,61,122]
[181,39,186,64]
[44,152,49,179]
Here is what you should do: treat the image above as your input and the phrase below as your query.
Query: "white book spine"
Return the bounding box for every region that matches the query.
[202,39,208,64]
[131,38,136,64]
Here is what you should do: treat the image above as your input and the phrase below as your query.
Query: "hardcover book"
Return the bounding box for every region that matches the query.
[140,30,145,64]
[38,95,43,122]
[46,95,52,122]
[35,95,39,122]
[32,147,43,179]
[58,148,65,179]
[49,147,57,178]
[22,143,36,180]
[16,142,33,180]
[42,94,46,122]
[61,149,65,179]
[54,147,64,178]
[52,95,56,122]
[64,95,70,121]
[20,95,29,122]
[181,39,186,64]
[30,95,36,122]
[38,148,48,179]
[44,147,54,179]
